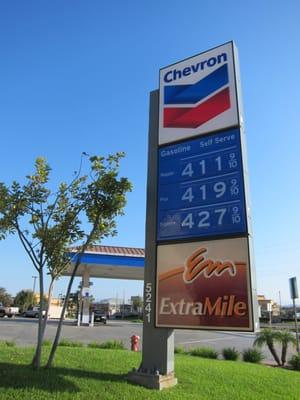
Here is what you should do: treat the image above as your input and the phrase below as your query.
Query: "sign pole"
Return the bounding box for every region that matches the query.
[289,277,299,353]
[127,91,177,389]
[292,298,299,353]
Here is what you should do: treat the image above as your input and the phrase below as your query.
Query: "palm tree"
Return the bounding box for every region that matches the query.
[277,330,297,366]
[254,328,281,366]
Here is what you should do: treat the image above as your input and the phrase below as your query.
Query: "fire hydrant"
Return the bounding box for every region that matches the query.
[130,335,140,352]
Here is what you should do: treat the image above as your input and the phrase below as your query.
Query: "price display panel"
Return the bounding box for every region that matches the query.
[157,128,247,241]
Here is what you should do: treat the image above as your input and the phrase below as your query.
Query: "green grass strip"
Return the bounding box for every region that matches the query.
[0,346,299,399]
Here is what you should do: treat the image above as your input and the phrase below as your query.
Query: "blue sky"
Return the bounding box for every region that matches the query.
[0,1,299,305]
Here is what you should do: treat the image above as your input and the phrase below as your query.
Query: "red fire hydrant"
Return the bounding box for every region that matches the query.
[131,335,140,352]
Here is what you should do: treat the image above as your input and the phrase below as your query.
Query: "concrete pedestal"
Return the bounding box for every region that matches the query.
[127,370,177,390]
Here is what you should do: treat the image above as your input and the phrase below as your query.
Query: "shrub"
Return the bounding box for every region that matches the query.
[289,353,300,370]
[222,347,239,361]
[58,339,83,347]
[242,348,264,363]
[190,347,218,359]
[175,346,186,354]
[42,339,51,346]
[0,340,16,347]
[87,341,104,349]
[88,340,125,350]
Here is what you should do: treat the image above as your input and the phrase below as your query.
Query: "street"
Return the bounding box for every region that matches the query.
[1,317,295,364]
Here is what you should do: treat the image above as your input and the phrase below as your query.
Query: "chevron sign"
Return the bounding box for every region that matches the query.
[159,42,240,145]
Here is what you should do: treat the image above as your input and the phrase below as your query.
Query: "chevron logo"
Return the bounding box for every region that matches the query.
[163,64,231,129]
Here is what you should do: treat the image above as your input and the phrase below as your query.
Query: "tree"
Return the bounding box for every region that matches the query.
[13,289,36,312]
[132,296,143,312]
[0,153,131,369]
[254,328,281,366]
[0,287,13,306]
[277,330,297,366]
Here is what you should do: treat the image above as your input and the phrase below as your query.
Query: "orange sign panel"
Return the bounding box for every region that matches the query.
[156,237,254,330]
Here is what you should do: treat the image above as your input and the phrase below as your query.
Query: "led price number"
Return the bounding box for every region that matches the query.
[145,282,152,323]
[181,152,238,179]
[181,178,240,204]
[181,205,242,230]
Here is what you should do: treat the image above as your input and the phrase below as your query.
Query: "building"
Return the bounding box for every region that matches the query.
[257,295,280,316]
[92,298,120,316]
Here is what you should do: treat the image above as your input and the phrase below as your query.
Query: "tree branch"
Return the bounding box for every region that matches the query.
[14,222,40,271]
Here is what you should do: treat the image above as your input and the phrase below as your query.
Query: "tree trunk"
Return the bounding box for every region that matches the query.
[31,269,44,369]
[45,264,78,368]
[31,278,55,366]
[42,278,55,336]
[268,343,281,366]
[281,343,288,366]
[46,216,101,369]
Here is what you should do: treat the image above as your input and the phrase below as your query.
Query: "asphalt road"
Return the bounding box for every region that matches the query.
[0,317,295,364]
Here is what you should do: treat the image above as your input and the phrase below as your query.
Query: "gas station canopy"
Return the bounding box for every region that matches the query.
[63,245,145,280]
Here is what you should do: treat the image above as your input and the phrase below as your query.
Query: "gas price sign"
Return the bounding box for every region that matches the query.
[157,128,247,241]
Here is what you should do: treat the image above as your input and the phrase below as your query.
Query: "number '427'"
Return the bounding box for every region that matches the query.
[181,209,226,229]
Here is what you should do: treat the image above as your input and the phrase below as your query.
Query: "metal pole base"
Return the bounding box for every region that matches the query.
[127,370,177,390]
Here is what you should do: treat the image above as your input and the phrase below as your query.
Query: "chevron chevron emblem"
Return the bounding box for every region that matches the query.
[163,64,231,128]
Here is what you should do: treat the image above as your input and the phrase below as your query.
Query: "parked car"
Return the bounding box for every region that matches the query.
[23,307,45,318]
[113,311,140,319]
[0,303,19,318]
[93,310,107,324]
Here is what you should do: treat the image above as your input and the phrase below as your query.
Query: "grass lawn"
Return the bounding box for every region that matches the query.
[0,344,299,400]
